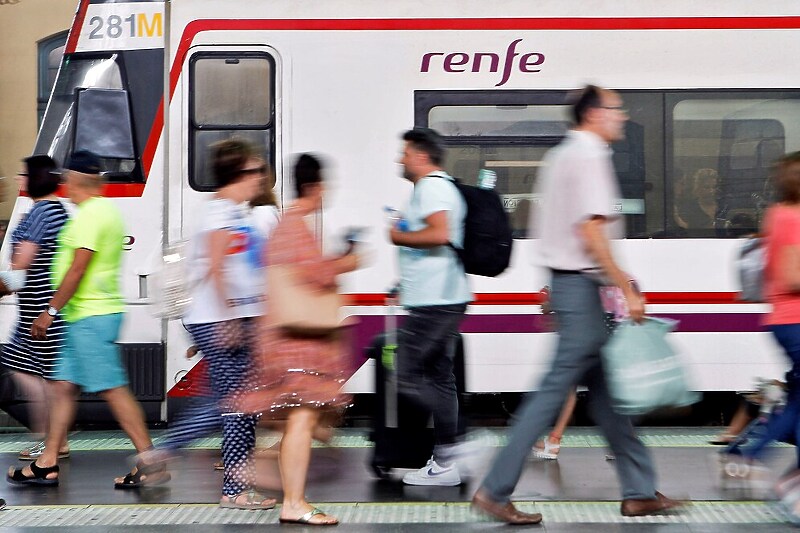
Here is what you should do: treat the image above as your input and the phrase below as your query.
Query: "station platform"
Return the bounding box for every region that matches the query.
[0,427,796,532]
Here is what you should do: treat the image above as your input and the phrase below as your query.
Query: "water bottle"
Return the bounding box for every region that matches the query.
[478,169,497,189]
[384,206,408,231]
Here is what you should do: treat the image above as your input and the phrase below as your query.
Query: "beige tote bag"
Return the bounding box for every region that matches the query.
[267,264,343,335]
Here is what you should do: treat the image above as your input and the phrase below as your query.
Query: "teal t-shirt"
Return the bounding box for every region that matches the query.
[398,172,472,307]
[52,196,125,322]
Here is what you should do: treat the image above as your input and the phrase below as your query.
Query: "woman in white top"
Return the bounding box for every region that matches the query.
[179,139,273,509]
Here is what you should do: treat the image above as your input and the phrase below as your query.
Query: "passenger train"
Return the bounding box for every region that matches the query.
[5,0,800,421]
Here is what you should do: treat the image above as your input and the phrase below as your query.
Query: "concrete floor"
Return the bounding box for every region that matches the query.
[0,428,796,532]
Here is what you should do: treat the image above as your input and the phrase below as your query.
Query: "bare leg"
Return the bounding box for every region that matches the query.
[11,372,49,437]
[278,407,337,525]
[727,401,753,437]
[100,386,153,452]
[550,389,578,440]
[534,388,578,454]
[9,380,77,480]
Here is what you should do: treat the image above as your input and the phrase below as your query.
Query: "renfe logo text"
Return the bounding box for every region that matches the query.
[420,39,545,87]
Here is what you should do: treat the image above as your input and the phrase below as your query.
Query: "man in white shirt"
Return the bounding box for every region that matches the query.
[472,86,681,524]
[389,128,471,486]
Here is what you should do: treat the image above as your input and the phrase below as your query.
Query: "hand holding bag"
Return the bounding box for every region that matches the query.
[601,317,699,415]
[267,264,344,336]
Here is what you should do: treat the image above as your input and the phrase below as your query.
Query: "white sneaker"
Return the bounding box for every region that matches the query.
[402,457,461,486]
[531,437,560,460]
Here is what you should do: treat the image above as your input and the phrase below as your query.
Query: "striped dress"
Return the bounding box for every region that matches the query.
[2,200,69,379]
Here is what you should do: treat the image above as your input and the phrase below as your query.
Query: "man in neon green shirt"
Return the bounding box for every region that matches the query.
[7,151,164,489]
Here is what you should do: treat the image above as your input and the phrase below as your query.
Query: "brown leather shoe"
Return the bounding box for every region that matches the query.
[471,489,543,525]
[621,491,683,517]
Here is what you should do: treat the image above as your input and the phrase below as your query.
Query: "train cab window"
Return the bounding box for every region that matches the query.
[668,95,800,238]
[190,53,275,191]
[34,55,143,183]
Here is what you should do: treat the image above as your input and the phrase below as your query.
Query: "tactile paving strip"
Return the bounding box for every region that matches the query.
[0,428,789,452]
[0,501,789,527]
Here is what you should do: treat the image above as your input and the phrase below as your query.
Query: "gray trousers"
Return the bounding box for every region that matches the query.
[480,272,657,502]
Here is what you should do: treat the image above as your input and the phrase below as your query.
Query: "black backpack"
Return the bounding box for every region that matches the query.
[449,178,514,277]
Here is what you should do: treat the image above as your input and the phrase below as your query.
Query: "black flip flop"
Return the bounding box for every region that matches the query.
[7,462,59,486]
[114,461,171,489]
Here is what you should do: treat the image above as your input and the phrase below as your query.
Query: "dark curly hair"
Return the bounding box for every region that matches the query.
[23,154,60,198]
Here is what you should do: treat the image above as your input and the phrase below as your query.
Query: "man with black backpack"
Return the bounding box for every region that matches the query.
[388,128,472,486]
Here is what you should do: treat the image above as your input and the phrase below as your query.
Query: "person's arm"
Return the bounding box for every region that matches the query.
[0,241,39,296]
[580,216,645,322]
[207,229,233,308]
[390,210,449,249]
[30,248,93,339]
[11,241,38,271]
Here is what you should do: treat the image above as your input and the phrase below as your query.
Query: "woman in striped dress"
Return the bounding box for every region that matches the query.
[1,155,69,460]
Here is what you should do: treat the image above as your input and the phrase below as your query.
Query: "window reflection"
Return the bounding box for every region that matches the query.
[35,56,124,172]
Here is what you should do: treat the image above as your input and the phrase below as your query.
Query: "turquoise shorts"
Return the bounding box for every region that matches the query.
[54,313,128,393]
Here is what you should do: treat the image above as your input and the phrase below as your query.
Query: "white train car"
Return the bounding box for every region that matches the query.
[7,0,800,421]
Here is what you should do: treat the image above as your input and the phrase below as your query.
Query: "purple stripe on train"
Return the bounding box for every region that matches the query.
[346,313,765,372]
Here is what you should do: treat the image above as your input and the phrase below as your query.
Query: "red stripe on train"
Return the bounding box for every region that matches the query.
[64,0,91,55]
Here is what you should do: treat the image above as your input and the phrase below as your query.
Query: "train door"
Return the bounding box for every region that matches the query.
[166,45,280,404]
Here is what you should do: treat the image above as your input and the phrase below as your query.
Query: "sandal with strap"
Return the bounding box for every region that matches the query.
[219,489,277,510]
[7,461,59,486]
[279,507,339,526]
[532,436,561,460]
[114,461,171,489]
[19,441,70,461]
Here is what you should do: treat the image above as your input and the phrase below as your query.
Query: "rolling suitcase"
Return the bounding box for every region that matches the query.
[367,292,466,479]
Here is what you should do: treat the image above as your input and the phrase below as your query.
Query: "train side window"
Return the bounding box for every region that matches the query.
[426,103,569,239]
[669,96,800,238]
[422,95,663,239]
[190,53,275,191]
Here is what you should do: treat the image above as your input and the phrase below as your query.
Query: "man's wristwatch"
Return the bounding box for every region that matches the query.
[46,306,58,317]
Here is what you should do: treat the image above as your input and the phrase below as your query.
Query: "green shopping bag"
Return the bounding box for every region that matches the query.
[601,317,699,415]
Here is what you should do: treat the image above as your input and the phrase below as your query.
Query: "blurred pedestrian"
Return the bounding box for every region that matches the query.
[390,128,471,486]
[170,139,272,508]
[239,153,358,525]
[137,154,279,476]
[732,152,800,510]
[0,156,70,462]
[472,85,681,524]
[6,150,165,487]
